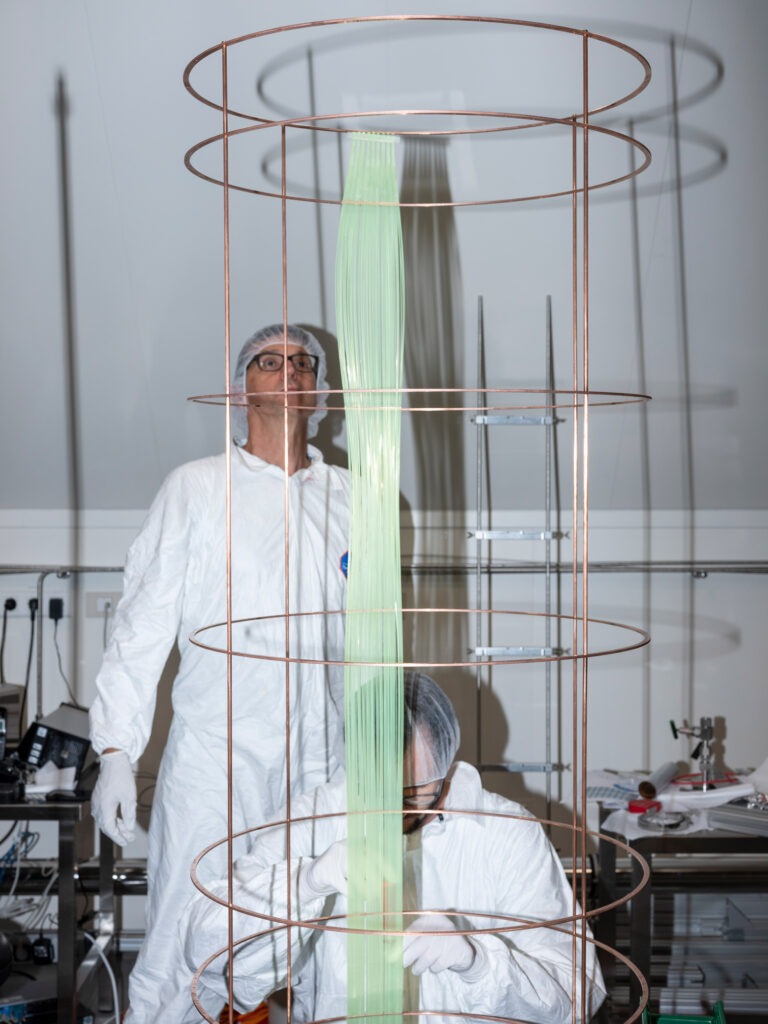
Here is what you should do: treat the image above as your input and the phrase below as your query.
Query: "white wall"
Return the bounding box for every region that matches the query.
[1,1,767,510]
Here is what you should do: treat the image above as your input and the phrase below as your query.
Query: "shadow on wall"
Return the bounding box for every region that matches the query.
[304,324,348,470]
[401,137,465,513]
[135,645,178,832]
[54,74,83,690]
[399,136,487,773]
[623,32,726,768]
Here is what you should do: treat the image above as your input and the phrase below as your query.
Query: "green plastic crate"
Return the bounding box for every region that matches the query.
[641,1001,726,1024]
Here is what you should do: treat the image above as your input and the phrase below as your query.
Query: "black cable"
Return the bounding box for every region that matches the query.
[0,821,17,848]
[77,865,91,926]
[18,600,36,739]
[53,620,81,707]
[0,598,15,686]
[137,780,156,812]
[10,968,36,981]
[0,609,5,687]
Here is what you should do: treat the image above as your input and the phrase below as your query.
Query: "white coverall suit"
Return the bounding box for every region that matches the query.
[183,762,606,1024]
[90,443,349,1023]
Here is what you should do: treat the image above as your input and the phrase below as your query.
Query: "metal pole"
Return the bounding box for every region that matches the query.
[475,295,484,765]
[544,296,553,824]
[35,572,50,721]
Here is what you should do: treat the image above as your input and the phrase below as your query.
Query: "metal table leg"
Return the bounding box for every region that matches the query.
[629,840,652,1010]
[58,815,77,1024]
[76,835,117,1016]
[596,830,617,980]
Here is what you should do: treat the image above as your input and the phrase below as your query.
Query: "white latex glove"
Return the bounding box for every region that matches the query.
[403,915,476,976]
[299,839,348,900]
[91,750,137,846]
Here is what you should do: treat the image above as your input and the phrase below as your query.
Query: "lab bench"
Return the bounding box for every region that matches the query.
[596,824,768,1020]
[0,798,114,1024]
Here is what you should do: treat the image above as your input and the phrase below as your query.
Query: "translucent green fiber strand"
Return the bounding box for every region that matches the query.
[336,132,405,1024]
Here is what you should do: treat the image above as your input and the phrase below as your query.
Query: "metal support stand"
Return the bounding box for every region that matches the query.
[0,800,84,1023]
[58,815,76,1024]
[473,296,563,821]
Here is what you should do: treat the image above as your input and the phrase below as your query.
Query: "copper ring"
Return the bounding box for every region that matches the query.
[193,934,648,1024]
[190,386,652,413]
[189,811,648,934]
[189,607,650,668]
[189,816,649,1024]
[184,110,651,207]
[183,16,651,122]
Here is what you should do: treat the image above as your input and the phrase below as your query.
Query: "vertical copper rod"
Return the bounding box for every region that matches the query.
[669,37,696,731]
[580,31,590,1024]
[281,123,293,1021]
[569,111,579,1024]
[221,41,235,1024]
[475,295,484,765]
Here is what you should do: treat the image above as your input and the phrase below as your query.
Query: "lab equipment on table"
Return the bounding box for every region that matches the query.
[708,795,768,837]
[586,769,643,807]
[16,702,90,781]
[637,808,693,832]
[638,760,679,798]
[0,683,25,747]
[641,1000,726,1023]
[669,717,736,791]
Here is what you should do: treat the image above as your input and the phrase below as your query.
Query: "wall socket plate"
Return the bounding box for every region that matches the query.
[85,592,122,618]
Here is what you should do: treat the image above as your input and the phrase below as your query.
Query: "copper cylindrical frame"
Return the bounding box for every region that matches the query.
[183,16,652,1024]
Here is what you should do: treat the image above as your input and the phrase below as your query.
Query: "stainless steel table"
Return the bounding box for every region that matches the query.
[597,822,768,1011]
[0,798,87,1023]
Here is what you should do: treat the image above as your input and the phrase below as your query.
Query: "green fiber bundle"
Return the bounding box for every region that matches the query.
[336,131,405,1024]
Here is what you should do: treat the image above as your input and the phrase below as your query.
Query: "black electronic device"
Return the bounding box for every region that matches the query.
[31,935,54,965]
[0,931,11,986]
[0,762,24,803]
[0,683,25,747]
[0,994,95,1023]
[16,703,90,779]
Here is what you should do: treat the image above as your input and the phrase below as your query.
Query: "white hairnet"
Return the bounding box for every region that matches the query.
[231,323,329,443]
[404,671,461,786]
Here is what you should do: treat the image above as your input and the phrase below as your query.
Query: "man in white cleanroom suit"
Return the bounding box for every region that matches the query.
[183,674,606,1024]
[89,324,349,1023]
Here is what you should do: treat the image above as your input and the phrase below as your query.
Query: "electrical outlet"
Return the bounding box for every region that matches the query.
[0,597,30,618]
[85,592,122,618]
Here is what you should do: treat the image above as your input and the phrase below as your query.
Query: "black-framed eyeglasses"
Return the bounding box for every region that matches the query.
[251,351,319,375]
[403,777,445,811]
